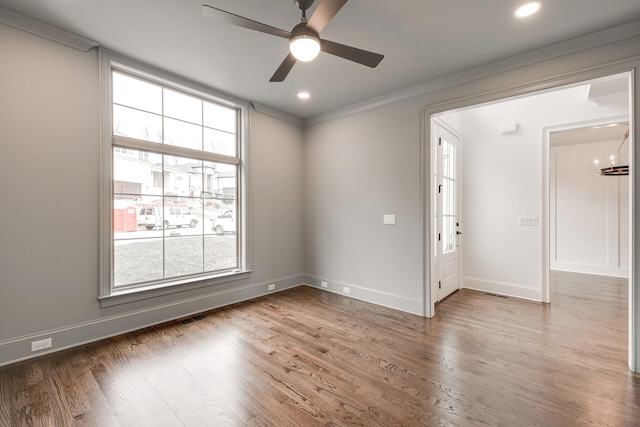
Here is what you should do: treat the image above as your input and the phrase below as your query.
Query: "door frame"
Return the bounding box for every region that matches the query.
[421,62,638,372]
[543,112,631,303]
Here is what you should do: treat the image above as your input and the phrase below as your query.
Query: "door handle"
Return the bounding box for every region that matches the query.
[456,231,462,235]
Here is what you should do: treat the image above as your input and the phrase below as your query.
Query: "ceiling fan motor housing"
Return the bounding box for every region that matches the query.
[294,0,315,12]
[291,22,320,41]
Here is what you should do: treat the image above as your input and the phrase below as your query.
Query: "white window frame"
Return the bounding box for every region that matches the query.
[98,49,251,307]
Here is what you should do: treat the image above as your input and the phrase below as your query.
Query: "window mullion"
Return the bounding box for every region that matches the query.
[113,135,239,165]
[161,154,166,280]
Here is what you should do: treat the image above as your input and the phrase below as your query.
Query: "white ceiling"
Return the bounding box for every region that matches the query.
[2,0,640,119]
[551,123,629,147]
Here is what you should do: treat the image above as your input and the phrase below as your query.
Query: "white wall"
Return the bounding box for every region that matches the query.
[458,87,628,300]
[0,23,305,365]
[550,140,629,277]
[461,86,629,300]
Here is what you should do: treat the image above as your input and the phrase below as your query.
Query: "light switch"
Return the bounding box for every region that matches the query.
[383,214,396,225]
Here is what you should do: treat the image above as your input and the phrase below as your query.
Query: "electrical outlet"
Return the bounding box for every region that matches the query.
[321,281,328,288]
[383,214,396,225]
[343,286,351,294]
[519,216,539,226]
[268,283,276,291]
[31,338,52,352]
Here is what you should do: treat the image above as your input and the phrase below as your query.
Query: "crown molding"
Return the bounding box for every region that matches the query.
[251,102,304,126]
[304,19,640,126]
[0,6,98,52]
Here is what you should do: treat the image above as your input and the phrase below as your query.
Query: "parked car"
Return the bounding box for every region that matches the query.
[212,210,235,235]
[139,206,198,230]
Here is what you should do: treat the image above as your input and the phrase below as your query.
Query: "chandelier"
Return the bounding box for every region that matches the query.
[594,129,629,176]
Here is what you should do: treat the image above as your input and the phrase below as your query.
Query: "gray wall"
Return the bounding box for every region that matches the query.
[304,100,426,314]
[0,24,305,365]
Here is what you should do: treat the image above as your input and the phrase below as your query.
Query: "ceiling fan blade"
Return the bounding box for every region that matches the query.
[320,39,384,68]
[306,0,348,33]
[270,53,297,82]
[202,5,291,39]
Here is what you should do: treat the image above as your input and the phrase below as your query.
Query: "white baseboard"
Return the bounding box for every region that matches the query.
[551,262,629,279]
[0,275,304,367]
[304,274,424,316]
[463,276,542,302]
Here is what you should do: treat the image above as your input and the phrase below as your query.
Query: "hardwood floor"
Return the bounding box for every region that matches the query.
[1,272,639,426]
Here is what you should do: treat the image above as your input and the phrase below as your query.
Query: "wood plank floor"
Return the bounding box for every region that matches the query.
[1,271,639,426]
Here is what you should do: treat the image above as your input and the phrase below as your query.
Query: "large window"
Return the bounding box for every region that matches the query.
[100,52,248,303]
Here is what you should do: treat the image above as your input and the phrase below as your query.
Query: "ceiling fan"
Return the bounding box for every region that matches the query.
[201,0,384,82]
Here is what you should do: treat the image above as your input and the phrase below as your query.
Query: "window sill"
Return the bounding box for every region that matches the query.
[99,270,252,308]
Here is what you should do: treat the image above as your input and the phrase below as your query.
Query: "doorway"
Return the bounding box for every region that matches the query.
[427,70,633,366]
[547,120,630,279]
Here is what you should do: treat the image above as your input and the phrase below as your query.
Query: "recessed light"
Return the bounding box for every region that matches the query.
[297,92,310,99]
[514,1,542,18]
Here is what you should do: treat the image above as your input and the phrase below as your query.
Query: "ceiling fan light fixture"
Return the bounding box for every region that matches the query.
[290,34,321,62]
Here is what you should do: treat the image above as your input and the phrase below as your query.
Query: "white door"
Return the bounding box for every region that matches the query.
[434,124,460,301]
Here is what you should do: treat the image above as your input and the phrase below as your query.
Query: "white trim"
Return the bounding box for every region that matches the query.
[251,102,304,126]
[463,277,543,302]
[99,48,113,300]
[551,264,629,278]
[630,66,638,371]
[98,48,251,300]
[99,270,252,308]
[112,135,240,165]
[242,103,252,274]
[304,274,424,316]
[420,103,431,317]
[101,49,248,108]
[0,7,98,52]
[0,275,304,367]
[306,20,640,126]
[544,139,552,302]
[424,58,640,118]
